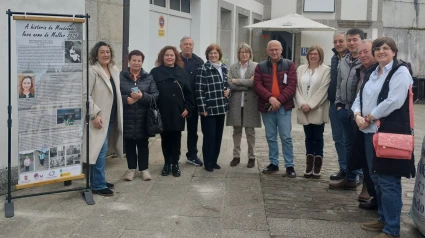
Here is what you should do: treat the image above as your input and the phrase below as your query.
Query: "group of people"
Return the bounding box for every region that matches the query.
[82,30,414,238]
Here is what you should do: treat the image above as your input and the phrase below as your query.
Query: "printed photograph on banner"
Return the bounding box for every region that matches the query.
[64,40,82,63]
[19,151,34,173]
[57,108,82,127]
[65,143,81,166]
[18,74,36,99]
[34,148,49,171]
[49,146,65,169]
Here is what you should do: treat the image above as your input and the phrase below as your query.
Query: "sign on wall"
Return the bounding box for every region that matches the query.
[158,15,165,37]
[301,47,309,56]
[15,20,84,185]
[303,0,335,13]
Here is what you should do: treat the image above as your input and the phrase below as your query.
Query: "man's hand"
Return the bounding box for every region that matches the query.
[127,97,137,105]
[355,114,369,130]
[337,106,341,111]
[200,112,208,117]
[268,97,281,111]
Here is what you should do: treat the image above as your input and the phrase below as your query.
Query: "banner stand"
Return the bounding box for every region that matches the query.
[4,10,94,218]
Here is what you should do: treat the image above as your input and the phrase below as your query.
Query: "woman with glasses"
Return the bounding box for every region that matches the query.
[295,45,331,179]
[353,37,415,238]
[226,43,260,168]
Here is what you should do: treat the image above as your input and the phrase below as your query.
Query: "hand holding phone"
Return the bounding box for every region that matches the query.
[131,87,139,93]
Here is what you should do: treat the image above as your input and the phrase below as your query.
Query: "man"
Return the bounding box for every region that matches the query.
[330,28,364,190]
[179,36,204,166]
[353,39,379,210]
[328,32,349,181]
[253,40,297,177]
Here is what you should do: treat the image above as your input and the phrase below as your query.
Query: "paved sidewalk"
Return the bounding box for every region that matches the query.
[1,105,424,238]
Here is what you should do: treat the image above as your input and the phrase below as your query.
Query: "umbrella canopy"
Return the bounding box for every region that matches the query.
[244,13,337,33]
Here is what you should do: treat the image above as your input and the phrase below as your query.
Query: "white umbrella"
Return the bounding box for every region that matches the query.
[244,13,337,60]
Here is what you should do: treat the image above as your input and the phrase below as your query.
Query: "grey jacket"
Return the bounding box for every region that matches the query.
[226,61,261,128]
[335,53,361,109]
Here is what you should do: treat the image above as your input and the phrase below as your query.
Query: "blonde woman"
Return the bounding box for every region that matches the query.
[295,45,330,179]
[226,43,260,168]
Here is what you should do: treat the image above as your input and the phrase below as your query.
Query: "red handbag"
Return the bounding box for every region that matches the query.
[372,86,414,160]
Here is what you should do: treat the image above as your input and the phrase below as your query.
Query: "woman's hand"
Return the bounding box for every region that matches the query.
[200,112,208,117]
[92,115,103,129]
[127,97,137,105]
[181,109,188,118]
[231,78,237,85]
[131,90,143,100]
[224,89,230,98]
[301,104,311,113]
[355,114,369,130]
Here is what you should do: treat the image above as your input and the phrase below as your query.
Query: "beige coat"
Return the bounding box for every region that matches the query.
[295,64,331,125]
[226,61,261,128]
[82,62,124,164]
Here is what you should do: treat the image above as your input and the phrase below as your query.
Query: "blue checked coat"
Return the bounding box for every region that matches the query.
[195,61,230,116]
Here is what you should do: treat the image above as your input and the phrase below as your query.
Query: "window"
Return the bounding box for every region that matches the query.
[181,0,190,13]
[303,0,335,13]
[151,0,166,8]
[170,0,180,11]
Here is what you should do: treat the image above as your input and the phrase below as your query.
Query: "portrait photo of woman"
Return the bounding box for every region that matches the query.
[18,74,35,99]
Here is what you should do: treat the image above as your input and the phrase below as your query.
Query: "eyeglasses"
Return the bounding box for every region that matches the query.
[373,46,392,52]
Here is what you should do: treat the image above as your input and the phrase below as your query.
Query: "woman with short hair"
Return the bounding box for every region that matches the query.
[196,44,230,172]
[226,43,260,168]
[295,45,330,179]
[120,50,158,181]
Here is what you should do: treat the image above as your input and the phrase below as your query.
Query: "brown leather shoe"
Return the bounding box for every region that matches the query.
[358,182,371,202]
[329,178,357,190]
[230,157,240,167]
[361,220,385,232]
[304,154,314,178]
[312,156,322,179]
[247,159,255,168]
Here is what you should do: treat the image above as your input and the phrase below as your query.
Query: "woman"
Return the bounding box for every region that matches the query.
[24,156,31,171]
[226,43,260,168]
[196,44,230,172]
[19,75,35,98]
[150,46,194,177]
[295,45,330,179]
[120,50,158,181]
[352,37,415,238]
[82,41,124,196]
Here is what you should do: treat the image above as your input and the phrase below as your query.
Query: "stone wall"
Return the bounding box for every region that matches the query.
[86,0,124,69]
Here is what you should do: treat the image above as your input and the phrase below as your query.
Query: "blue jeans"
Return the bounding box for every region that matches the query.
[364,133,402,236]
[338,108,362,181]
[261,108,294,168]
[91,122,113,190]
[329,102,345,170]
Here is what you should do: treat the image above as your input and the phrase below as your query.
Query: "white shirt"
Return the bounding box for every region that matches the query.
[211,61,223,80]
[300,68,318,100]
[239,62,248,107]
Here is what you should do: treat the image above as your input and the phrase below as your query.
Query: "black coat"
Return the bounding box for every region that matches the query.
[150,65,195,131]
[120,69,159,139]
[181,53,204,101]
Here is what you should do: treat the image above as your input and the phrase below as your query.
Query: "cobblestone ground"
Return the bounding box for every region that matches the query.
[0,105,424,238]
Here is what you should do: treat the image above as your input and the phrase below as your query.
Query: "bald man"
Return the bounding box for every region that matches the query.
[253,40,297,177]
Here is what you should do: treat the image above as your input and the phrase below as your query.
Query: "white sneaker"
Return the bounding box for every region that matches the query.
[141,170,152,181]
[124,169,136,181]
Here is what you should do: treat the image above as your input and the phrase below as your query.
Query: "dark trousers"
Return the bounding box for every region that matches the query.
[201,114,225,168]
[186,113,199,158]
[124,138,149,171]
[161,131,182,165]
[303,123,325,157]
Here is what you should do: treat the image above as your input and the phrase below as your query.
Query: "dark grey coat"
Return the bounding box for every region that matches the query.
[226,61,261,128]
[120,69,159,139]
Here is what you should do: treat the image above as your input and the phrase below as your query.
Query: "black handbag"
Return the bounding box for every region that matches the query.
[146,97,163,135]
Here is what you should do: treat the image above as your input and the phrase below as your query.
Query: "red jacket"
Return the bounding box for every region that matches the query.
[253,57,297,113]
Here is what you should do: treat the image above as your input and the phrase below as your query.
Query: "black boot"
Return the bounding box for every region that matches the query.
[161,163,171,176]
[172,164,181,177]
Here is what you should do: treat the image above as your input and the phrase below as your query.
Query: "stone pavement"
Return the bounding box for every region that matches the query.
[1,105,425,238]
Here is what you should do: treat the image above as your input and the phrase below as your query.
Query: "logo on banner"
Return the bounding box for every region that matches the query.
[34,173,43,180]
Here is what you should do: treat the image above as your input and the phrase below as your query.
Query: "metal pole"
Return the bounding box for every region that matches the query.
[292,33,295,61]
[5,9,15,218]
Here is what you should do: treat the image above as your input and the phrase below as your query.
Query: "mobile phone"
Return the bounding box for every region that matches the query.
[131,87,138,93]
[264,103,271,110]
